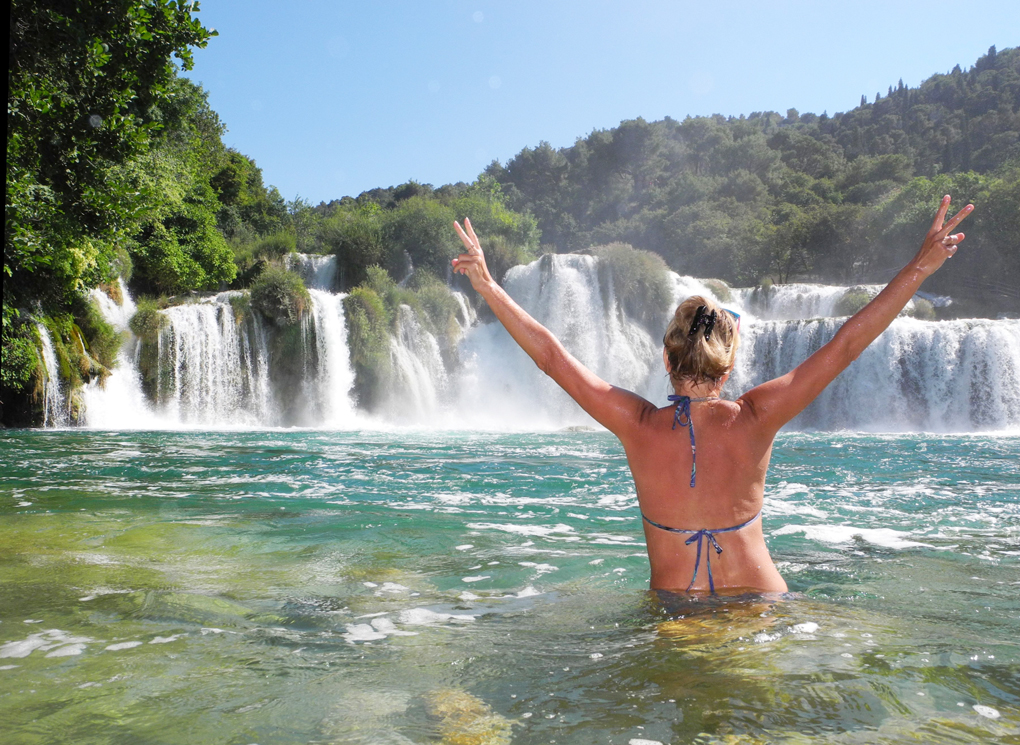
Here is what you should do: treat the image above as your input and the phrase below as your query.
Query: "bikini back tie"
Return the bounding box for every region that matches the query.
[667,394,716,488]
[641,511,762,593]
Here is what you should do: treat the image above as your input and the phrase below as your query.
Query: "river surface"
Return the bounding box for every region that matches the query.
[1,429,1018,744]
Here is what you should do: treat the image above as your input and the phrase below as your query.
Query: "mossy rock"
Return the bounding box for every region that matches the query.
[482,234,535,284]
[834,287,874,316]
[593,242,673,331]
[343,286,392,409]
[250,266,309,326]
[906,297,936,320]
[408,270,459,338]
[228,293,252,325]
[74,295,121,370]
[702,278,733,303]
[129,299,167,343]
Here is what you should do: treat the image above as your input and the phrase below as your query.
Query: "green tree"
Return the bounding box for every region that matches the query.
[6,0,216,307]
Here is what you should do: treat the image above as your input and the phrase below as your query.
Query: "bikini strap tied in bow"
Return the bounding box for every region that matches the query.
[641,511,762,593]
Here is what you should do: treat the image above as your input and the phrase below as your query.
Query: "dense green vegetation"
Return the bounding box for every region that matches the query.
[486,46,1020,309]
[3,3,1018,429]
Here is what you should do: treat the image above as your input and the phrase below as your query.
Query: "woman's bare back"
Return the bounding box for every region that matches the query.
[620,397,787,593]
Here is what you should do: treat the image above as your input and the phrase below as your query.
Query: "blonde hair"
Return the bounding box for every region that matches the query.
[663,295,739,385]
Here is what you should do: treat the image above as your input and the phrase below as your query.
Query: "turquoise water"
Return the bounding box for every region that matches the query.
[1,429,1018,744]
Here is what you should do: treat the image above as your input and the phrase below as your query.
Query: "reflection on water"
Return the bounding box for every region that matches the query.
[1,430,1018,744]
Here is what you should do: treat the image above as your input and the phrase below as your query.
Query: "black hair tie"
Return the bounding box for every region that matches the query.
[688,306,717,340]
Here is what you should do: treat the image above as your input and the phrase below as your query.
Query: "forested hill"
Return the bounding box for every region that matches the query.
[484,46,1020,305]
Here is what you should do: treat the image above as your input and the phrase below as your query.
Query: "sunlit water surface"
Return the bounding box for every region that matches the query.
[1,430,1018,745]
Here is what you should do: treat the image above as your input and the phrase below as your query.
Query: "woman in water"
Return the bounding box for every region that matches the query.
[453,196,973,595]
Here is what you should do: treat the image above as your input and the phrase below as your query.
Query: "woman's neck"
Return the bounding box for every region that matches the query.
[672,379,724,399]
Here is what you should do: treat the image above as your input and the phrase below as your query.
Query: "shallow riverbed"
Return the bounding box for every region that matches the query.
[1,429,1018,744]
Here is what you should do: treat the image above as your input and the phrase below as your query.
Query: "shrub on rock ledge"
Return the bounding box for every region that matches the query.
[250,267,309,326]
[593,243,673,332]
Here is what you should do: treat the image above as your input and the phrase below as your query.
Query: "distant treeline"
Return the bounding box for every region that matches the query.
[485,45,1019,306]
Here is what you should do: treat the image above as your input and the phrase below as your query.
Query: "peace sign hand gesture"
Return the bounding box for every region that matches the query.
[913,195,974,277]
[452,218,494,291]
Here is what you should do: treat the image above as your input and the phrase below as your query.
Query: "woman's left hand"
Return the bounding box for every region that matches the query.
[452,218,494,292]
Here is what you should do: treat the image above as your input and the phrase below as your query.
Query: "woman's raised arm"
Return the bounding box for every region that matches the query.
[452,218,655,435]
[739,196,974,435]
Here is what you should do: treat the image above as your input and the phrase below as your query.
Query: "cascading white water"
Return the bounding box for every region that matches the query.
[384,305,449,423]
[730,283,866,320]
[82,281,164,429]
[454,254,664,428]
[304,289,357,426]
[729,317,1020,430]
[156,292,274,425]
[451,290,477,332]
[35,323,67,427]
[288,253,337,292]
[449,257,1020,431]
[74,255,1020,432]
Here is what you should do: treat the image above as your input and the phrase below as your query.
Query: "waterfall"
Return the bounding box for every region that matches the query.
[454,254,663,428]
[287,253,337,292]
[82,280,357,428]
[450,257,1020,431]
[35,323,67,427]
[729,317,1020,431]
[730,283,863,320]
[73,254,1020,432]
[82,281,162,429]
[383,305,449,423]
[152,292,272,425]
[303,289,357,426]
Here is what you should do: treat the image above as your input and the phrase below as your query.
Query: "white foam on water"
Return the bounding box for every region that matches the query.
[461,576,490,583]
[0,637,49,659]
[377,582,409,593]
[0,665,20,670]
[397,608,475,625]
[516,586,542,598]
[104,641,143,651]
[1,630,92,659]
[773,524,935,549]
[46,644,87,657]
[369,617,418,637]
[343,624,388,642]
[791,622,819,634]
[150,635,185,644]
[518,562,558,574]
[973,705,1000,719]
[629,738,665,745]
[465,522,576,538]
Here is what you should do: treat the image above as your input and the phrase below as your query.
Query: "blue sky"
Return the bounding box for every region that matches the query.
[184,1,1019,204]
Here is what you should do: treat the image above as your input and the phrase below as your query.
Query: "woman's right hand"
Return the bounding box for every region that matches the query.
[911,195,974,277]
[452,217,494,293]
